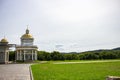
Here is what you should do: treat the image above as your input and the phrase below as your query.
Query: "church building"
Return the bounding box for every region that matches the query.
[16,28,38,61]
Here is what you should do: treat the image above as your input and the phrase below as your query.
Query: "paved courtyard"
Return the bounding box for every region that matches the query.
[0,64,31,80]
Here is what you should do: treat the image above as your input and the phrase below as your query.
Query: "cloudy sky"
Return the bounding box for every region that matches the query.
[0,0,120,52]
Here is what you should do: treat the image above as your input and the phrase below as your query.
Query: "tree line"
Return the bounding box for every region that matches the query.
[37,50,120,60]
[9,49,120,61]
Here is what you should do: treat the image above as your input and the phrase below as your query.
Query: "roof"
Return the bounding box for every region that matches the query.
[21,34,33,39]
[0,38,8,43]
[21,28,33,39]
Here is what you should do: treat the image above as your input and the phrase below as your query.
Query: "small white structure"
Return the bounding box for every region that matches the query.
[0,38,9,64]
[16,28,38,61]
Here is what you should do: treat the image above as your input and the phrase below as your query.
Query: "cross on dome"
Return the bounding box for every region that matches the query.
[21,26,33,39]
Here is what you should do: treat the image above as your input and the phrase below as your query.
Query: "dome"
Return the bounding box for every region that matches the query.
[21,34,33,39]
[21,28,33,39]
[0,38,8,43]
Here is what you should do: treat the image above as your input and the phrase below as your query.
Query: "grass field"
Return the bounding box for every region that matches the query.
[31,60,120,80]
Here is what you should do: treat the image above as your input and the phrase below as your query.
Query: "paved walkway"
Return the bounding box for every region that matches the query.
[0,64,31,80]
[54,60,120,64]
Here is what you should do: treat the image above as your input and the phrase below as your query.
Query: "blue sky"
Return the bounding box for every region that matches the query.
[0,0,120,52]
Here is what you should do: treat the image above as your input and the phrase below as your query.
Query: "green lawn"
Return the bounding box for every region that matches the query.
[31,60,120,80]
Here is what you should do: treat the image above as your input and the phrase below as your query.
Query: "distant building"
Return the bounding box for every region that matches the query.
[0,37,9,64]
[16,28,38,61]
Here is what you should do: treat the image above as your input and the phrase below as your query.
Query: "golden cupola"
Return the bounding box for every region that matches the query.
[0,37,8,43]
[21,28,33,39]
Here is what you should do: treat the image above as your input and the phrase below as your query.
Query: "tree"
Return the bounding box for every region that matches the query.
[51,51,60,60]
[37,51,50,60]
[64,54,72,60]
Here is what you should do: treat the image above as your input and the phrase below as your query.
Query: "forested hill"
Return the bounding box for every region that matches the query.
[112,47,120,50]
[62,47,120,54]
[83,47,120,53]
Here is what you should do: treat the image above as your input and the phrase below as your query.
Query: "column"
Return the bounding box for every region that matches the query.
[18,50,20,60]
[24,50,26,61]
[20,50,22,60]
[32,50,33,60]
[17,50,18,60]
[3,52,5,63]
[8,52,9,62]
[15,50,17,60]
[35,50,37,60]
[5,52,8,63]
[4,51,6,63]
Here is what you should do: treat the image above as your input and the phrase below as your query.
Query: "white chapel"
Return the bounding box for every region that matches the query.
[16,28,38,61]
